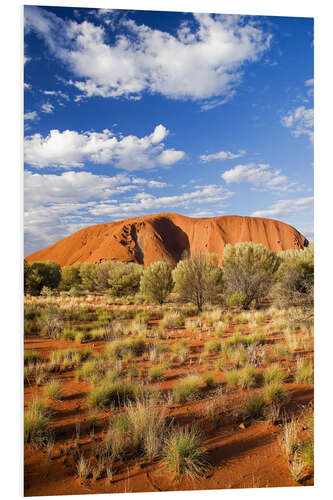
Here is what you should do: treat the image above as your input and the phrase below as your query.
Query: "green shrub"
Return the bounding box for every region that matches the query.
[140,261,174,304]
[225,292,246,308]
[173,253,223,312]
[222,242,281,309]
[108,262,144,297]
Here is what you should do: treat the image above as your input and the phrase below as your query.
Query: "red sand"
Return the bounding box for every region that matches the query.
[26,213,308,267]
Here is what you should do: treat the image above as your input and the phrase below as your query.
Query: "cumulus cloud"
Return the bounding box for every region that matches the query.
[251,196,313,218]
[24,111,38,121]
[305,78,314,96]
[281,106,314,144]
[221,163,296,191]
[200,149,246,162]
[41,103,54,114]
[24,6,271,107]
[24,124,185,170]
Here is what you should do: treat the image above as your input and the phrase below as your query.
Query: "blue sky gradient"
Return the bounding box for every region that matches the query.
[24,6,313,255]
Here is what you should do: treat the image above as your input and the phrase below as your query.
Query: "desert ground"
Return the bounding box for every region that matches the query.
[24,293,314,496]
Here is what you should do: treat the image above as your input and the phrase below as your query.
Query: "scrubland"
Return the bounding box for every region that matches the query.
[24,294,313,495]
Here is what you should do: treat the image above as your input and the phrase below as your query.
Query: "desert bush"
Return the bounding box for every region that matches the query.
[173,253,223,311]
[274,243,314,307]
[140,261,174,304]
[162,427,207,479]
[222,242,281,309]
[24,260,61,295]
[79,262,97,291]
[225,292,246,308]
[60,265,81,291]
[174,375,201,402]
[87,380,140,408]
[108,262,144,296]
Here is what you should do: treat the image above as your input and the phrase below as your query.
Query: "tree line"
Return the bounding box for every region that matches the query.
[24,242,314,310]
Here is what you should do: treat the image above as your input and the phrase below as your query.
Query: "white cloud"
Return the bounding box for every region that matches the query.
[305,78,314,96]
[251,196,313,219]
[24,170,136,209]
[88,184,233,218]
[24,124,185,170]
[24,7,271,106]
[158,149,185,165]
[200,149,246,162]
[281,105,314,144]
[221,163,296,191]
[41,103,54,114]
[24,83,31,90]
[24,111,38,121]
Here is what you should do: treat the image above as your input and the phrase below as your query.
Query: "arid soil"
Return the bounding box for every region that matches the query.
[24,297,314,496]
[26,213,309,267]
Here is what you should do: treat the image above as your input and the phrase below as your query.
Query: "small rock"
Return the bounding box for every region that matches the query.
[239,423,246,430]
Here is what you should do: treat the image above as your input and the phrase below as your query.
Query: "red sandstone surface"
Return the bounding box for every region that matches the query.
[26,213,308,267]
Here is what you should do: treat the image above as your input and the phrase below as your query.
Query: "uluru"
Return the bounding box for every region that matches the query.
[26,213,308,267]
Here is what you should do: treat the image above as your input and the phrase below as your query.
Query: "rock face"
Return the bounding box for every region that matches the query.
[26,213,308,267]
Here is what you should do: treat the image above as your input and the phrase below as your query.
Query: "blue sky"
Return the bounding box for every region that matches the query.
[24,6,314,256]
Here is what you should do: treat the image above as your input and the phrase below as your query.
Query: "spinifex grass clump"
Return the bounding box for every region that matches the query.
[50,348,91,369]
[174,375,201,402]
[149,365,164,382]
[44,379,63,400]
[162,428,208,479]
[295,359,314,384]
[87,380,140,408]
[160,311,184,329]
[204,340,221,354]
[264,364,285,385]
[104,337,146,360]
[24,350,40,365]
[243,392,267,419]
[24,397,51,445]
[75,357,106,383]
[263,382,287,404]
